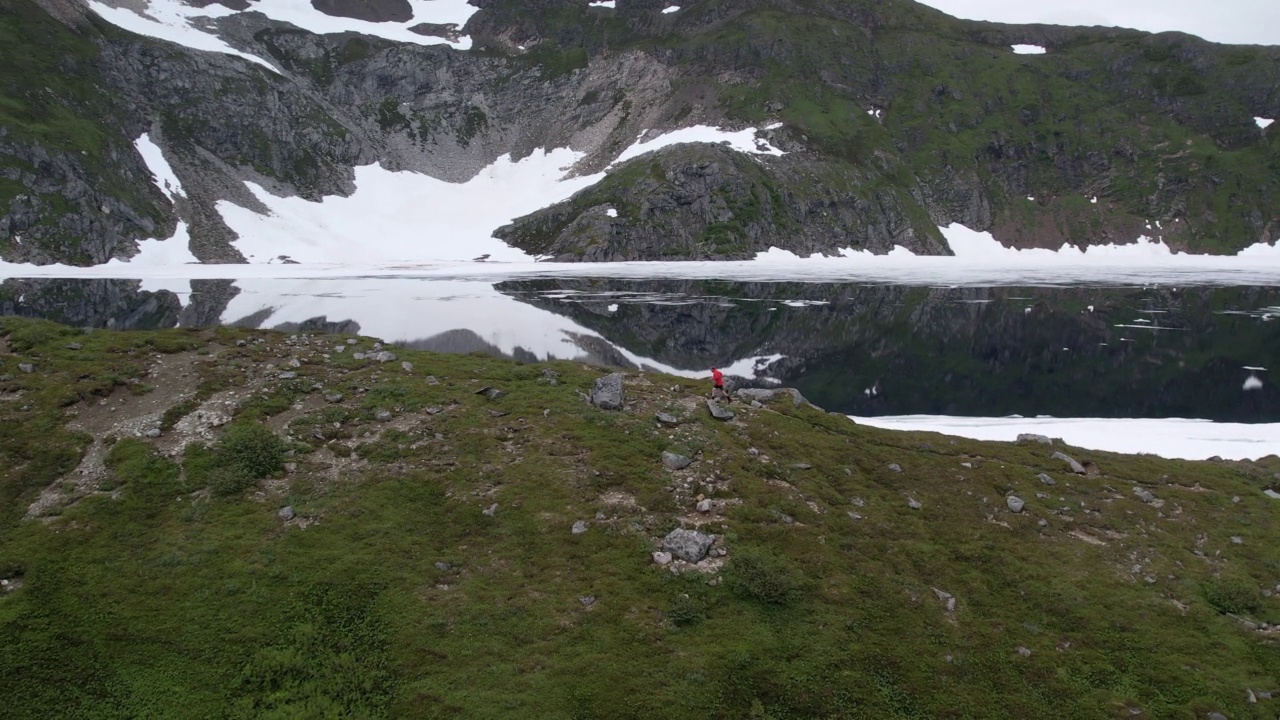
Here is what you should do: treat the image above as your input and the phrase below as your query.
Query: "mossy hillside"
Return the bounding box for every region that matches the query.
[1,317,1279,717]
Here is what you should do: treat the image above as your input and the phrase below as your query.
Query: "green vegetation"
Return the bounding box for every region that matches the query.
[0,317,1278,717]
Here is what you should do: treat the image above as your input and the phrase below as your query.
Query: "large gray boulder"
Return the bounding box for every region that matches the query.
[661,451,693,471]
[661,528,715,562]
[591,373,625,410]
[707,399,735,421]
[1051,452,1087,475]
[735,387,808,407]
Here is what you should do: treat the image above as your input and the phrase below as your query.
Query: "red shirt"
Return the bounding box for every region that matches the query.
[712,369,724,387]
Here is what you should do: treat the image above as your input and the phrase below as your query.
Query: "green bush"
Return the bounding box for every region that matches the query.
[725,547,803,606]
[668,594,707,627]
[1203,578,1260,615]
[216,421,287,480]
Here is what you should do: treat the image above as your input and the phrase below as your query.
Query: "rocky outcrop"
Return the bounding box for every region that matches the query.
[496,144,947,261]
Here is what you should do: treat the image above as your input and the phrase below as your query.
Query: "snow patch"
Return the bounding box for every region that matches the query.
[1243,375,1264,391]
[589,0,615,7]
[134,133,184,202]
[1011,44,1046,55]
[86,0,275,70]
[1257,117,1275,130]
[214,124,784,265]
[85,0,475,67]
[850,415,1280,462]
[661,5,680,13]
[606,208,618,218]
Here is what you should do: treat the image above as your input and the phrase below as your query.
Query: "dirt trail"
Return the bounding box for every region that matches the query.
[26,350,210,517]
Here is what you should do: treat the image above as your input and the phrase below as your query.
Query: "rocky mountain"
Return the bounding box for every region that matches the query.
[1,0,1278,265]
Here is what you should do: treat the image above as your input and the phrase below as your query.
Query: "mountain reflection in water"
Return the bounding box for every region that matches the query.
[2,277,1277,422]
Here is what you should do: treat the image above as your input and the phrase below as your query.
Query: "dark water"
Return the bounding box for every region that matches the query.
[3,277,1279,422]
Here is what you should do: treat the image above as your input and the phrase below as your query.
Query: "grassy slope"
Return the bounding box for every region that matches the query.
[0,317,1278,718]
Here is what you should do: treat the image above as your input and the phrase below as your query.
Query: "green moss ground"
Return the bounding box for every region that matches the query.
[0,317,1278,717]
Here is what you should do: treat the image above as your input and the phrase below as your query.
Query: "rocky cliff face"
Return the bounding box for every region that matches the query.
[2,0,1278,265]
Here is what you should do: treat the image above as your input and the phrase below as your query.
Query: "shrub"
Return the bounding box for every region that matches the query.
[725,547,803,606]
[216,421,287,480]
[668,594,707,627]
[1203,578,1260,615]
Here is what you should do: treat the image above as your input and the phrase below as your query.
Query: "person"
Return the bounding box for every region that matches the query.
[711,367,729,400]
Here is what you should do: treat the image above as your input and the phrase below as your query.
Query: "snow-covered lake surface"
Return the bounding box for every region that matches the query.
[851,415,1280,462]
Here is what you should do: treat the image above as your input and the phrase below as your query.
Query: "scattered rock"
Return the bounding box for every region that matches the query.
[482,503,498,517]
[888,463,902,473]
[288,358,301,368]
[1133,487,1156,503]
[571,520,589,535]
[433,561,452,572]
[908,497,922,510]
[353,353,366,360]
[932,588,957,612]
[324,392,344,403]
[426,375,440,385]
[655,412,679,425]
[66,343,83,350]
[1082,460,1101,477]
[284,462,297,473]
[1230,536,1243,545]
[652,551,673,566]
[372,351,397,363]
[375,409,392,422]
[590,373,625,410]
[661,528,715,562]
[401,361,414,372]
[475,386,507,400]
[236,339,247,347]
[1051,451,1086,474]
[696,499,713,513]
[706,399,735,421]
[145,427,162,439]
[278,506,295,521]
[579,595,596,607]
[1038,473,1056,486]
[789,463,813,470]
[346,339,357,345]
[1016,646,1032,658]
[661,451,693,471]
[1018,433,1053,445]
[1007,496,1025,513]
[18,363,33,374]
[279,371,297,380]
[1208,714,1229,720]
[334,346,345,353]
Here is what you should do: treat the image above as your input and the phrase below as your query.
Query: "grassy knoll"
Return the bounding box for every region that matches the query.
[0,317,1277,718]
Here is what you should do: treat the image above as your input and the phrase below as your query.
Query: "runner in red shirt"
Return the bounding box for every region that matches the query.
[711,367,727,399]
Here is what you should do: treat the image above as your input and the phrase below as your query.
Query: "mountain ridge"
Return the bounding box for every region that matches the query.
[0,0,1278,265]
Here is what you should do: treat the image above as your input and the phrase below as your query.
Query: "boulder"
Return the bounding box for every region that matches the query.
[735,387,809,407]
[145,428,162,439]
[1007,495,1025,513]
[375,409,392,422]
[706,399,735,421]
[591,373,625,410]
[1051,451,1086,474]
[571,520,589,535]
[475,386,507,400]
[661,528,715,562]
[18,363,33,373]
[324,392,343,403]
[279,371,297,380]
[1133,487,1156,503]
[401,361,414,372]
[278,506,295,521]
[652,551,673,566]
[1038,473,1056,486]
[888,463,902,473]
[482,503,498,517]
[372,351,397,363]
[661,451,693,471]
[1018,433,1053,445]
[655,412,679,425]
[433,561,452,572]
